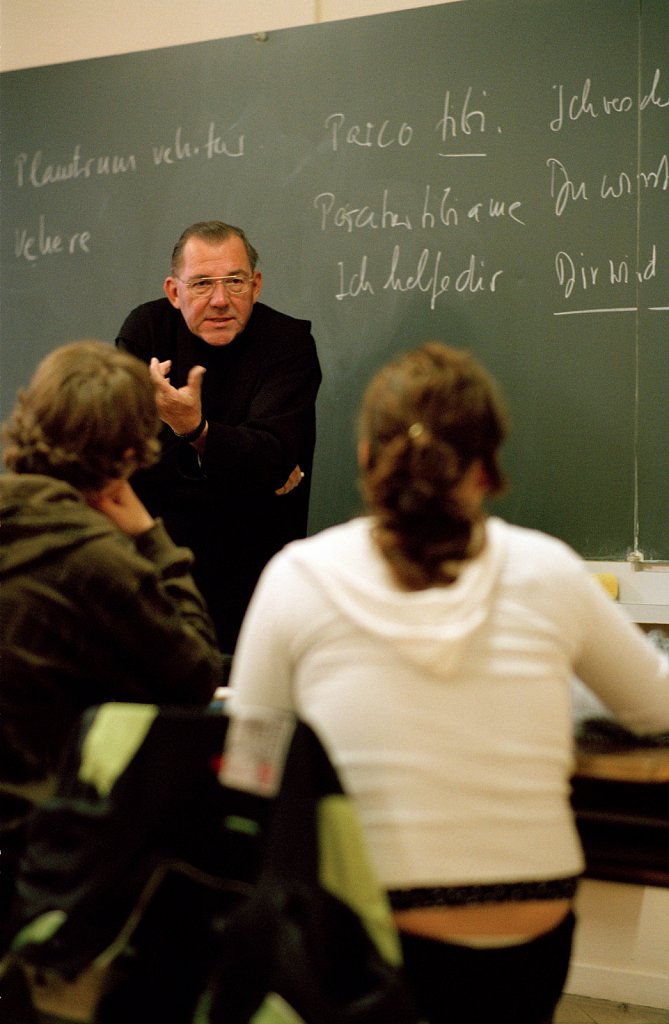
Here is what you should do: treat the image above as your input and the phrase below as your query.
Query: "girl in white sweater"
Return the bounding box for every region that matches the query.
[229,342,669,1024]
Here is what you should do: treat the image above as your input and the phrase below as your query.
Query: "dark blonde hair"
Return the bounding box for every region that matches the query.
[359,342,509,590]
[2,340,160,491]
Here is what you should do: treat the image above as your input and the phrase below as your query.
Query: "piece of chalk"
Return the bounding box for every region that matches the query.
[592,573,619,599]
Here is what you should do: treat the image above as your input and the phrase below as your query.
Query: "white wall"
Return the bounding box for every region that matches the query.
[0,0,453,72]
[569,882,669,1010]
[1,0,668,1009]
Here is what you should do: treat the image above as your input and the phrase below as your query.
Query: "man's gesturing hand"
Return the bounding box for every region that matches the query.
[149,357,206,436]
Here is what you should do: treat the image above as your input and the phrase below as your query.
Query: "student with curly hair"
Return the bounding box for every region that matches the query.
[0,341,226,928]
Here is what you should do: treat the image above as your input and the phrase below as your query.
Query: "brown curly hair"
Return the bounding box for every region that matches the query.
[358,342,509,590]
[2,340,160,491]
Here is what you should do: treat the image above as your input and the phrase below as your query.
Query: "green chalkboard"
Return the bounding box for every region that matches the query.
[1,0,668,559]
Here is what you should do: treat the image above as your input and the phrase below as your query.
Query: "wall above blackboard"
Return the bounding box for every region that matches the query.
[1,0,667,559]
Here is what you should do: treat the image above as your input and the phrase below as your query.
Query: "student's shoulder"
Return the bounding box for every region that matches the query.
[487,516,585,580]
[277,518,371,572]
[74,527,167,602]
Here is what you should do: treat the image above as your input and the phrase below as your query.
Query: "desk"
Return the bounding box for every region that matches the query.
[572,724,669,888]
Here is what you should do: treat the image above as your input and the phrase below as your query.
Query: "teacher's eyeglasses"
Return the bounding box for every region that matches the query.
[177,274,254,298]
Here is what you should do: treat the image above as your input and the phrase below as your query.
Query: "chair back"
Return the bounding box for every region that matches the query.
[2,703,418,1024]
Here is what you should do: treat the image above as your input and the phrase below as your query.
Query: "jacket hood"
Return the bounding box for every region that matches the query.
[289,516,508,677]
[0,475,112,576]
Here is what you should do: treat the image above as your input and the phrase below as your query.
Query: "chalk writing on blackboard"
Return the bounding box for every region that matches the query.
[336,248,504,308]
[14,215,91,262]
[555,245,658,299]
[313,187,526,232]
[435,88,491,157]
[550,69,669,132]
[547,156,668,216]
[15,147,136,188]
[151,123,244,164]
[7,65,668,330]
[324,112,414,151]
